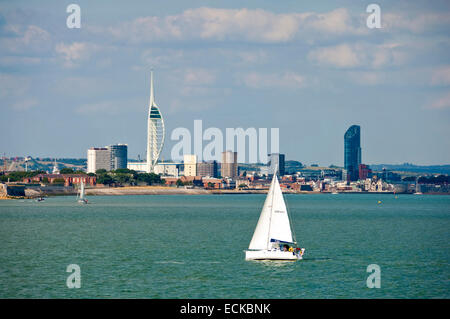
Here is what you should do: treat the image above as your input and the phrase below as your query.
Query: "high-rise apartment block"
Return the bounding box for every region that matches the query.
[87,144,128,173]
[197,161,218,178]
[221,151,238,178]
[183,154,197,176]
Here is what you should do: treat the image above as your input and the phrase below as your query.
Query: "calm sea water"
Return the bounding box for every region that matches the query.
[0,194,448,298]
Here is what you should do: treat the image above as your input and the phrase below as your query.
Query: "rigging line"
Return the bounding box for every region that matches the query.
[266,175,275,250]
[283,189,298,245]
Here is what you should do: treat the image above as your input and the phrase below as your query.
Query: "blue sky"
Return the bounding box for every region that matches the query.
[1,0,449,166]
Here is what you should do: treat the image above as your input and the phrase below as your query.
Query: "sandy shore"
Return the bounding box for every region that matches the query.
[86,186,212,196]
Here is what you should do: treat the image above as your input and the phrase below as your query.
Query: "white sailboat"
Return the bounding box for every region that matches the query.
[245,172,305,261]
[77,180,88,204]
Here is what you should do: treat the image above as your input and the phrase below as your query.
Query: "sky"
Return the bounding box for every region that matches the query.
[0,0,449,166]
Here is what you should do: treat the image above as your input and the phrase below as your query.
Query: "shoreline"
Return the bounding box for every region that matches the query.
[2,184,445,199]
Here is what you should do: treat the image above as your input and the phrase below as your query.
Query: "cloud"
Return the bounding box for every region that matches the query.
[55,42,99,68]
[308,42,409,69]
[383,11,450,34]
[309,44,361,68]
[239,71,306,89]
[183,68,216,85]
[138,49,184,69]
[426,92,450,110]
[100,7,367,44]
[0,24,51,54]
[302,8,366,35]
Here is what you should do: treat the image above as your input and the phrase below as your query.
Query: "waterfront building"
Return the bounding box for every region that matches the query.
[127,161,147,172]
[183,154,197,177]
[359,164,372,180]
[154,162,179,177]
[87,144,128,173]
[221,151,238,178]
[268,153,285,176]
[344,125,361,181]
[23,174,96,187]
[87,148,111,173]
[109,144,128,170]
[197,161,218,177]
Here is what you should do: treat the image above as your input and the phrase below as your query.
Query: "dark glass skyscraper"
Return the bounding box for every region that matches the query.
[109,144,128,170]
[344,125,361,181]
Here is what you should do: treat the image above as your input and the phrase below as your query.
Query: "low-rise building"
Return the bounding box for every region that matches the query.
[23,174,96,187]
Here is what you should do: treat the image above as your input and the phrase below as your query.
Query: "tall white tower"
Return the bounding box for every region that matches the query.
[146,71,165,173]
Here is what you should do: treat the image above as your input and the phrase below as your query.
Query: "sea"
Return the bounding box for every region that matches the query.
[0,194,448,298]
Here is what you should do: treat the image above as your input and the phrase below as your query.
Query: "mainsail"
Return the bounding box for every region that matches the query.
[248,174,294,250]
[79,180,85,200]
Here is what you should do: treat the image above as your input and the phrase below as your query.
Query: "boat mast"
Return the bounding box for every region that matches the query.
[266,164,279,250]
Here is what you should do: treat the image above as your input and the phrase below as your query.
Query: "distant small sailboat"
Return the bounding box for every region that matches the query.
[245,171,305,261]
[77,180,88,204]
[414,177,422,195]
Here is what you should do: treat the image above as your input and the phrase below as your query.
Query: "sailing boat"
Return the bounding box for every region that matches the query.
[245,172,305,261]
[77,180,88,204]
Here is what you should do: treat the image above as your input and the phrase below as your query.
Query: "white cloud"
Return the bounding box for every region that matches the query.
[308,42,409,69]
[0,25,51,54]
[383,12,450,33]
[427,92,450,110]
[183,68,216,85]
[101,7,367,44]
[55,42,99,68]
[239,71,306,89]
[139,49,184,69]
[302,8,366,35]
[309,44,361,68]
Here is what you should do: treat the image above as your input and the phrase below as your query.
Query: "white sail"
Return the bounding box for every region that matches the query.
[268,175,294,244]
[248,176,275,250]
[79,181,85,200]
[248,174,294,250]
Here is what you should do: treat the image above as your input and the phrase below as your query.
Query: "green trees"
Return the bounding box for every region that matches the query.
[94,169,164,186]
[136,173,163,185]
[0,170,45,182]
[60,168,75,174]
[96,173,114,185]
[176,179,184,187]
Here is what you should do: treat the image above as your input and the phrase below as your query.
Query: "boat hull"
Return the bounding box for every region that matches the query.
[245,250,302,261]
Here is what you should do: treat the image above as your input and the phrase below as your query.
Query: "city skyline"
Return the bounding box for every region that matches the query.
[1,1,449,166]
